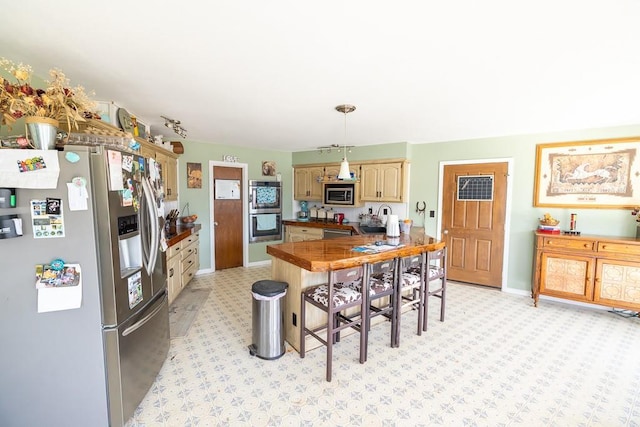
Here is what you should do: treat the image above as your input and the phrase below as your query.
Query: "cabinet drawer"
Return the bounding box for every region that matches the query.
[543,237,595,251]
[181,240,198,260]
[181,252,197,274]
[181,262,197,286]
[167,241,182,258]
[182,233,199,247]
[294,227,323,236]
[597,242,640,257]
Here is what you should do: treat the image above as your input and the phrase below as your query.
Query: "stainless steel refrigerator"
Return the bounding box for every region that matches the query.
[0,145,170,427]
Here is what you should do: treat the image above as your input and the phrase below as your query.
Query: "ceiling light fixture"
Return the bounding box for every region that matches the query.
[335,104,356,180]
[161,115,187,138]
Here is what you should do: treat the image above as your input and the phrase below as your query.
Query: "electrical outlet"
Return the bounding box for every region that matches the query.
[429,210,435,218]
[292,313,297,326]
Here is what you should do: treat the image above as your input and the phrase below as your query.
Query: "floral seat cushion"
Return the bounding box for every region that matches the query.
[304,279,363,308]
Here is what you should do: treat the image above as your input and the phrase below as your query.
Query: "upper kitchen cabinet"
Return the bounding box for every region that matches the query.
[294,166,324,201]
[359,161,407,202]
[324,163,360,181]
[138,138,179,202]
[155,150,178,201]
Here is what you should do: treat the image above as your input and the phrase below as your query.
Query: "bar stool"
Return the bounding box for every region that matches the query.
[363,258,398,360]
[393,253,426,347]
[299,265,368,382]
[424,247,447,331]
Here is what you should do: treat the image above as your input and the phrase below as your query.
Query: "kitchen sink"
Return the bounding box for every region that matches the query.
[359,225,386,234]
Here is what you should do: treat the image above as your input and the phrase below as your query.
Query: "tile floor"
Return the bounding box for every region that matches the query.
[126,266,640,427]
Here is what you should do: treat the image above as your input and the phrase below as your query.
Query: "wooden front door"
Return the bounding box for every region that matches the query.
[441,162,507,288]
[213,166,243,269]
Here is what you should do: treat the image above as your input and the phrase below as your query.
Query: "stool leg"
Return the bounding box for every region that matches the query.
[300,293,306,358]
[440,276,446,322]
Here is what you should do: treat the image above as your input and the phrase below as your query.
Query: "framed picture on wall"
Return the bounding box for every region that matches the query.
[187,162,202,189]
[262,161,276,176]
[534,137,640,208]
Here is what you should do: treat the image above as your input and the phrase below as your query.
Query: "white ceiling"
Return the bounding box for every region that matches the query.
[2,1,639,152]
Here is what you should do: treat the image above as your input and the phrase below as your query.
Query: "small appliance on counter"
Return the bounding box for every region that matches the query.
[297,201,309,221]
[386,214,400,237]
[309,205,318,220]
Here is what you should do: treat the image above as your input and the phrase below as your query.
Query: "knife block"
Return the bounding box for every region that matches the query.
[166,219,177,235]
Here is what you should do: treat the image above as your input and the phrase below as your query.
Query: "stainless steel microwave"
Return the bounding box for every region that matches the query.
[323,183,361,206]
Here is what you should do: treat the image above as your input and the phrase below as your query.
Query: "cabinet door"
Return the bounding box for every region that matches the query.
[379,162,403,202]
[594,259,640,310]
[293,167,323,201]
[360,164,381,201]
[140,145,155,160]
[540,252,594,301]
[156,152,178,201]
[167,254,181,305]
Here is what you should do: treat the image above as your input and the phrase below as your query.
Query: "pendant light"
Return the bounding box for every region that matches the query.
[336,104,356,180]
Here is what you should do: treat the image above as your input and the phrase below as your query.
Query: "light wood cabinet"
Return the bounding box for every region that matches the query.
[155,150,178,201]
[285,225,323,242]
[180,232,199,286]
[294,166,324,201]
[532,232,640,311]
[166,232,200,304]
[359,162,406,202]
[138,138,179,202]
[324,163,360,181]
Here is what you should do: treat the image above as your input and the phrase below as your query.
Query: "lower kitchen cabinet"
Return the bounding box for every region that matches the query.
[532,232,640,311]
[166,232,200,304]
[285,225,323,242]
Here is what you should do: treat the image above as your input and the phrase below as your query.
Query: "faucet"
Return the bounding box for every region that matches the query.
[375,204,393,225]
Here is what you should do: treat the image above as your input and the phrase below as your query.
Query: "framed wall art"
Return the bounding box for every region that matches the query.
[186,162,202,189]
[262,161,276,176]
[534,137,640,208]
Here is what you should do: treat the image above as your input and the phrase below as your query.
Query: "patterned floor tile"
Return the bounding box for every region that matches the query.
[126,266,640,427]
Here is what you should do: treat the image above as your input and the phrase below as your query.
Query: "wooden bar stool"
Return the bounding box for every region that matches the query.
[392,252,426,347]
[299,265,368,382]
[424,247,447,331]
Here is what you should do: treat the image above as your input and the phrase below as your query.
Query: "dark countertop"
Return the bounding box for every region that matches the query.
[283,218,364,234]
[166,223,202,247]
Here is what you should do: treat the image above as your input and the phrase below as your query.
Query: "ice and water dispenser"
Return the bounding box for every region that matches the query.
[118,214,142,277]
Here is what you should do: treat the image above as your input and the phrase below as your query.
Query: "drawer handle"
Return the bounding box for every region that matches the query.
[584,244,590,248]
[601,245,606,249]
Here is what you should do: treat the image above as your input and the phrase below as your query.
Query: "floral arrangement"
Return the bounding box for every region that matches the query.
[631,207,640,222]
[0,57,97,131]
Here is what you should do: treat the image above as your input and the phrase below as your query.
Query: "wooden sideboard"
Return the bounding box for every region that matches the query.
[532,232,640,311]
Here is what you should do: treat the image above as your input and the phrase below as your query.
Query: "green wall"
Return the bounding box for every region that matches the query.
[293,124,640,293]
[177,140,293,269]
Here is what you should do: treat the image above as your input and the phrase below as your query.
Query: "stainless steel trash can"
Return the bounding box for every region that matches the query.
[248,280,288,360]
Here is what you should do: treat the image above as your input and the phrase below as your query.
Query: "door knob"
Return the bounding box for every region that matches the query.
[443,229,449,234]
[214,222,219,226]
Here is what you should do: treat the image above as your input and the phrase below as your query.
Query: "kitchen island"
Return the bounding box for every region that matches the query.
[266,229,445,351]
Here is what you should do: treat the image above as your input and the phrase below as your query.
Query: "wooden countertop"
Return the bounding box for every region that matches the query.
[283,219,359,233]
[166,223,201,247]
[267,229,444,272]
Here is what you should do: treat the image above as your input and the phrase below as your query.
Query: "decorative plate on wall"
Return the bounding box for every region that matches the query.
[117,108,134,133]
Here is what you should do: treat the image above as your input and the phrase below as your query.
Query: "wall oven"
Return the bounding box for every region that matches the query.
[249,180,282,242]
[249,213,283,243]
[249,180,281,213]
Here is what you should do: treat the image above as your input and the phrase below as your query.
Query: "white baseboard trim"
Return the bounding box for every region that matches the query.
[247,260,271,268]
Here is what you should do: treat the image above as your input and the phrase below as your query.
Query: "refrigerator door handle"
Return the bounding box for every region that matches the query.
[141,177,159,276]
[122,292,167,336]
